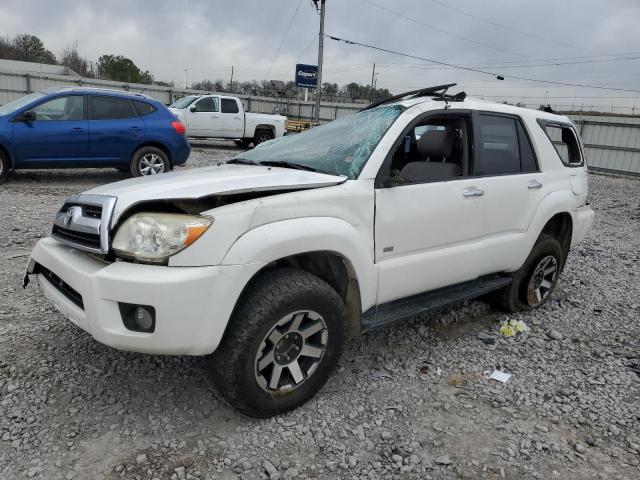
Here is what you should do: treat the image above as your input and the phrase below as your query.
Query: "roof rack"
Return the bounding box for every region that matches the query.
[360,83,457,111]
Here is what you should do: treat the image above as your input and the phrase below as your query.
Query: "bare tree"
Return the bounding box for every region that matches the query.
[59,41,90,76]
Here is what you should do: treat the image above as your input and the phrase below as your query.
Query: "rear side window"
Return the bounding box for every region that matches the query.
[132,100,156,116]
[221,98,239,114]
[475,114,538,175]
[90,96,135,120]
[539,122,583,167]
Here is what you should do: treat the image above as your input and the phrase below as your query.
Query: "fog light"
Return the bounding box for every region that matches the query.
[135,307,154,331]
[119,303,156,333]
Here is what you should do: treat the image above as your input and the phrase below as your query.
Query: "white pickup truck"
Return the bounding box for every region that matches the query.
[169,95,286,147]
[26,84,594,417]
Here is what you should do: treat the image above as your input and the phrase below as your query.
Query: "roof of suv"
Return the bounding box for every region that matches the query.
[38,86,154,101]
[391,95,573,124]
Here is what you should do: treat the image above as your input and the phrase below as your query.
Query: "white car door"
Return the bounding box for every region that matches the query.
[374,112,489,304]
[220,97,245,138]
[467,112,546,273]
[186,97,221,137]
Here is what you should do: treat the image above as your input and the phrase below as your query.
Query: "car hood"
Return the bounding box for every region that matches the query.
[84,164,347,222]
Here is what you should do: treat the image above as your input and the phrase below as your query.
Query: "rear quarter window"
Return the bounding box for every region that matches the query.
[538,121,584,167]
[133,100,157,116]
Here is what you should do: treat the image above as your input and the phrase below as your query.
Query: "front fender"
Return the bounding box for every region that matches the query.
[222,217,378,311]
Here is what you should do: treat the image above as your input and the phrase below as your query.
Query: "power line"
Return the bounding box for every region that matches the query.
[326,34,640,94]
[427,0,604,54]
[265,0,303,80]
[360,0,530,59]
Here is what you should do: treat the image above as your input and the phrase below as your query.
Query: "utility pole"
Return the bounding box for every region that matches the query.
[230,66,234,92]
[314,0,326,125]
[370,62,376,100]
[184,69,188,89]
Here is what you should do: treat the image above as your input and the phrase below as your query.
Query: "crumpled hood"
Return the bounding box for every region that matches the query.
[85,164,346,222]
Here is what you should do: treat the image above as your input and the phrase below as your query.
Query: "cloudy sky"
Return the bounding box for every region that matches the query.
[1,0,639,112]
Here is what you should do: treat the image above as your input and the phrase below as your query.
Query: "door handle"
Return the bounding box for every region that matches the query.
[528,180,543,190]
[70,127,85,133]
[130,126,142,130]
[463,187,485,197]
[233,116,241,120]
[211,115,220,118]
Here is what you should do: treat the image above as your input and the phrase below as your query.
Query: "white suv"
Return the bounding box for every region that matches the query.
[26,84,594,417]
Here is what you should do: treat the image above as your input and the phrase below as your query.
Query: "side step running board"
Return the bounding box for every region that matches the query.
[361,274,513,333]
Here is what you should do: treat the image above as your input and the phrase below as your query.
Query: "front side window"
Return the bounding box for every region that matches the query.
[221,98,239,114]
[474,114,539,175]
[539,122,583,166]
[193,97,218,113]
[90,96,135,120]
[234,105,404,179]
[384,114,469,183]
[30,95,84,121]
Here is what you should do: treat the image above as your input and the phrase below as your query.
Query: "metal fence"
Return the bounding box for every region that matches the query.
[1,68,639,175]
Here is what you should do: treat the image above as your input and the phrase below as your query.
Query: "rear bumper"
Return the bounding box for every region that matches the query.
[27,237,264,355]
[571,204,595,247]
[171,140,190,166]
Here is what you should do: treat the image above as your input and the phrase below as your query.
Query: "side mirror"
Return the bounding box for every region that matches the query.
[189,106,197,112]
[19,110,36,122]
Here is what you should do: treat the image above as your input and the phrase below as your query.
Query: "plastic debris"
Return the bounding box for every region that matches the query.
[477,332,497,345]
[487,370,512,383]
[499,319,528,337]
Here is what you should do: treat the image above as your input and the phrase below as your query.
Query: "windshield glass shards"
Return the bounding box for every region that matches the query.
[234,104,404,179]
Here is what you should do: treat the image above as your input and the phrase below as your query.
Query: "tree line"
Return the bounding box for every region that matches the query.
[0,33,155,84]
[0,33,392,101]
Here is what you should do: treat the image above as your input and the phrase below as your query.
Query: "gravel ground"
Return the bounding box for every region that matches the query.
[1,144,639,480]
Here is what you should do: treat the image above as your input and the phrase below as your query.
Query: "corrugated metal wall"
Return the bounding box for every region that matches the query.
[1,68,639,175]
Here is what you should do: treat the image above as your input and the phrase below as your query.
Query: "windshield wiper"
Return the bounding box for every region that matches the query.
[227,158,259,165]
[257,160,319,172]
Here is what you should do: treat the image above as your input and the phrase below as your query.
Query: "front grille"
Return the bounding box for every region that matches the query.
[52,225,101,250]
[37,264,84,309]
[51,194,115,255]
[60,203,103,219]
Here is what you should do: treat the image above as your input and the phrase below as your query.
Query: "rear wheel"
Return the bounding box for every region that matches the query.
[253,129,274,146]
[130,147,170,177]
[491,234,563,312]
[0,150,9,184]
[212,268,346,417]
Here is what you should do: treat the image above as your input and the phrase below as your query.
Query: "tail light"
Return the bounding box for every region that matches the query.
[171,121,186,135]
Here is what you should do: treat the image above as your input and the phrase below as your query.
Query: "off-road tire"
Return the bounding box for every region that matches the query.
[130,146,170,177]
[491,234,564,312]
[253,129,274,146]
[211,268,346,417]
[0,150,10,184]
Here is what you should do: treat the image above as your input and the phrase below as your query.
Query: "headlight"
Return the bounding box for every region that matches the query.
[112,213,213,263]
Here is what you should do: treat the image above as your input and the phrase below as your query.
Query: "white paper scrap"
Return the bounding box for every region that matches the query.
[488,370,512,383]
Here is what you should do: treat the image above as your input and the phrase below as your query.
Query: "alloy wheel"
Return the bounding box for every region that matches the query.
[255,310,328,392]
[526,255,558,306]
[139,154,165,175]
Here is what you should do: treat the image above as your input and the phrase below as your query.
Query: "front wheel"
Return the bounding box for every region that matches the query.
[491,234,564,312]
[212,268,346,417]
[130,147,170,177]
[0,150,10,184]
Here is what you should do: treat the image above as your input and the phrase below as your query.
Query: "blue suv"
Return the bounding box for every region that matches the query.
[0,87,190,183]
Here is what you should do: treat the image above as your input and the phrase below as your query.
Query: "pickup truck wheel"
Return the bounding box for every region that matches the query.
[0,151,9,184]
[130,147,170,177]
[211,268,346,417]
[253,129,274,146]
[491,234,563,312]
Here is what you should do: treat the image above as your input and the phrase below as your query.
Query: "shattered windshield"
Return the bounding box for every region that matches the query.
[235,105,404,179]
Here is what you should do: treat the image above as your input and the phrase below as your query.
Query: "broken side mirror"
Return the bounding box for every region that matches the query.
[380,176,406,188]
